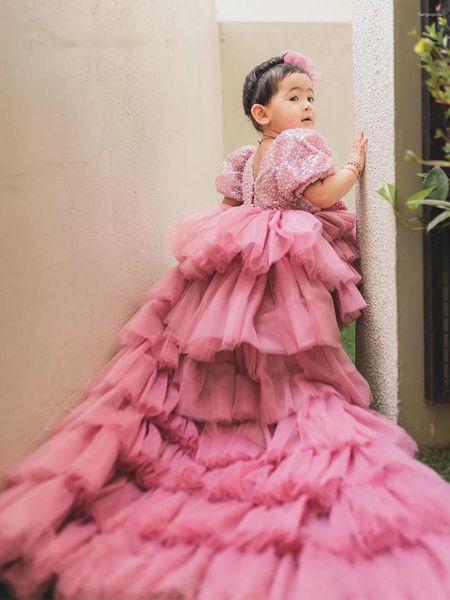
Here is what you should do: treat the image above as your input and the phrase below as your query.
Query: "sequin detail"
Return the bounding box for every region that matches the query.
[214,145,255,202]
[215,127,347,213]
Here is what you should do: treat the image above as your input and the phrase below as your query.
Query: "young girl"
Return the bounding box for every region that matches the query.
[1,51,450,600]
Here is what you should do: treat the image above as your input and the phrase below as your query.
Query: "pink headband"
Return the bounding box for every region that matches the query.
[282,50,321,91]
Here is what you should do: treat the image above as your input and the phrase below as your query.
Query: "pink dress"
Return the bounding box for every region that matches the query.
[1,127,450,599]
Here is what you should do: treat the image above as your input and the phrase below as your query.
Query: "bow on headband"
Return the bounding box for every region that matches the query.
[282,51,321,91]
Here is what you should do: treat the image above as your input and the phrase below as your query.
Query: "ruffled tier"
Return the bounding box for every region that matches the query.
[3,385,450,599]
[8,529,450,600]
[118,259,343,363]
[167,203,367,329]
[314,208,365,328]
[49,284,374,426]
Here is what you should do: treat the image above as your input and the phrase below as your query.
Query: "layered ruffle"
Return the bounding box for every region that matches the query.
[116,259,344,366]
[313,208,365,328]
[168,203,367,329]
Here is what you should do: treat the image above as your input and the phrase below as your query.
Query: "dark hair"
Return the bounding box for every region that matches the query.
[242,53,310,133]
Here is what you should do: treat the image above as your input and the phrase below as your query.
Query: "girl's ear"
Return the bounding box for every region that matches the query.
[251,103,270,128]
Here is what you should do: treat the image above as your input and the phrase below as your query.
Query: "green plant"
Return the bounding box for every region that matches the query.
[341,321,355,363]
[417,445,450,482]
[377,15,450,233]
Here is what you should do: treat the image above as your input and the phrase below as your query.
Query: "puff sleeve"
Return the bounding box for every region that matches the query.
[215,145,255,202]
[273,128,336,200]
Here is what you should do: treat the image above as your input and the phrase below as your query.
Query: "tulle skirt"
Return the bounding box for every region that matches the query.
[1,203,450,599]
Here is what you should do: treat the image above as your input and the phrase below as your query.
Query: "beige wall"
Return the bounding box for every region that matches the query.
[218,22,356,209]
[215,0,352,22]
[0,0,222,473]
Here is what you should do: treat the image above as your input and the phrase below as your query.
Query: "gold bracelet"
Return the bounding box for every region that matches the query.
[342,165,360,179]
[345,160,361,177]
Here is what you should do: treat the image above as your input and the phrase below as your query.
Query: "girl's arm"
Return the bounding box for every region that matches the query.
[303,168,358,209]
[304,130,368,209]
[222,196,243,206]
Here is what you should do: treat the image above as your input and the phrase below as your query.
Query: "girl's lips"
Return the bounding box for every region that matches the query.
[302,118,312,122]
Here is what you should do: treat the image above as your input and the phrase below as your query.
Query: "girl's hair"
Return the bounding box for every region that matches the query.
[242,53,310,133]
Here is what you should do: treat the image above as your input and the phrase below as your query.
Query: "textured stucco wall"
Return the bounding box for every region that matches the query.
[0,0,222,473]
[353,0,450,444]
[352,0,399,420]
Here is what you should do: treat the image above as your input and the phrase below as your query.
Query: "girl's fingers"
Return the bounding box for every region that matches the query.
[359,137,368,150]
[351,132,367,156]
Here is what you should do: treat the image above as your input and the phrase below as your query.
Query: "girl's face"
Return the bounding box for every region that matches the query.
[252,72,317,134]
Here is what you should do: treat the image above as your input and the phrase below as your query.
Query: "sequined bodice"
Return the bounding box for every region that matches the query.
[215,127,347,213]
[241,145,326,212]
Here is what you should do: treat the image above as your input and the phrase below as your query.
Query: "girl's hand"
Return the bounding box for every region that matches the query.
[347,130,368,175]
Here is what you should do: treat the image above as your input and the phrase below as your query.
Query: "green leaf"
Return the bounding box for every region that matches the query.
[405,186,437,208]
[428,23,437,38]
[406,198,450,210]
[377,183,396,207]
[404,149,418,161]
[422,166,449,200]
[426,210,450,233]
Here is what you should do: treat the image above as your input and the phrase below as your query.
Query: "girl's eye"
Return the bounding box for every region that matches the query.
[289,95,315,103]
